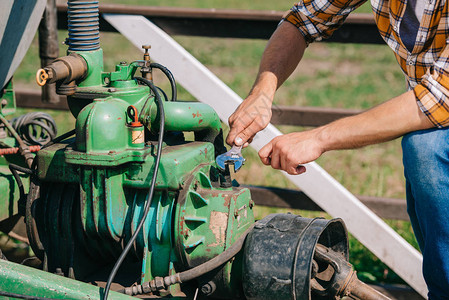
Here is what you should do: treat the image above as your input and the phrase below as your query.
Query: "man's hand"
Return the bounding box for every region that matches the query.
[226,91,273,147]
[258,130,325,175]
[225,22,306,147]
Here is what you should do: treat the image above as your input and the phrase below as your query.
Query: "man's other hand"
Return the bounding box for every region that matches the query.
[258,130,325,175]
[226,92,273,147]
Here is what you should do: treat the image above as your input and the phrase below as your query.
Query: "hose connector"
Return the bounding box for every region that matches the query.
[35,53,87,95]
[121,274,181,296]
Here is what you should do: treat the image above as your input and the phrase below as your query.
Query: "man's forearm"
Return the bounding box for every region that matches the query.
[226,21,307,146]
[250,21,307,98]
[316,90,434,151]
[258,90,435,175]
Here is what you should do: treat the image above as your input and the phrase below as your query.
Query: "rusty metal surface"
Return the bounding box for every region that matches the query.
[53,2,383,43]
[348,278,393,300]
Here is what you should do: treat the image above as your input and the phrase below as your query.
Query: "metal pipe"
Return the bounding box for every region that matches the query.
[0,145,41,155]
[349,278,392,300]
[147,100,225,155]
[0,114,34,168]
[67,0,100,51]
[148,101,221,133]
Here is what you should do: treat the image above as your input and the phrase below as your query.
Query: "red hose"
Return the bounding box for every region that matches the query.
[0,145,41,155]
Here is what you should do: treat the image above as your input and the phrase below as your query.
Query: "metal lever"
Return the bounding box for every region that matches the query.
[216,145,245,172]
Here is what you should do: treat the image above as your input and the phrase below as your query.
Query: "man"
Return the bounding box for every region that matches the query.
[226,0,449,298]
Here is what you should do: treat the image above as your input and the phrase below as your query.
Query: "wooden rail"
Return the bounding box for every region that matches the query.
[16,90,363,127]
[54,3,384,44]
[246,185,408,221]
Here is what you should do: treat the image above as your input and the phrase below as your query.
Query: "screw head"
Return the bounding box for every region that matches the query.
[249,200,255,209]
[142,45,151,50]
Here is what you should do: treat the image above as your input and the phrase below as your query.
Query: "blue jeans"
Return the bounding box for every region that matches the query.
[402,127,449,300]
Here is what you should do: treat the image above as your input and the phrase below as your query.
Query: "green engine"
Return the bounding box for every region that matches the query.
[32,42,256,298]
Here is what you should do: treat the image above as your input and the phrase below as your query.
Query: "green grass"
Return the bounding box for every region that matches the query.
[11,0,417,285]
[99,0,294,10]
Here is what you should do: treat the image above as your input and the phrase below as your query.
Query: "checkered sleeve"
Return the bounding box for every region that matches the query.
[282,0,367,45]
[414,52,449,127]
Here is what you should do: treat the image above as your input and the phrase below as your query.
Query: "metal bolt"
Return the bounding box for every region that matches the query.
[120,61,127,65]
[254,223,264,229]
[154,277,165,291]
[55,268,64,276]
[200,282,216,296]
[142,45,151,63]
[249,200,255,209]
[108,88,116,93]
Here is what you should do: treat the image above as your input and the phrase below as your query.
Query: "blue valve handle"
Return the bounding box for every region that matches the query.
[216,145,245,172]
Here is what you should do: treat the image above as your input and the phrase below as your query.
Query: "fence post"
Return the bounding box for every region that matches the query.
[38,0,59,104]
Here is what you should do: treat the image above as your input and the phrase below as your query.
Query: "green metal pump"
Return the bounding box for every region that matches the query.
[31,1,254,297]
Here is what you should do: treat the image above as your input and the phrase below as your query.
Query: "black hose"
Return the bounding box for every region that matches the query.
[9,163,33,214]
[41,129,75,150]
[103,77,165,300]
[150,63,177,101]
[8,163,33,175]
[156,86,169,102]
[9,112,57,146]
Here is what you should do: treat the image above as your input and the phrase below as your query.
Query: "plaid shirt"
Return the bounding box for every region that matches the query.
[283,0,449,127]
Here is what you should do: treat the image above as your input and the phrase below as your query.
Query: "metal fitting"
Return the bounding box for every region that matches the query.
[36,53,87,87]
[140,45,152,80]
[200,281,216,296]
[249,200,255,209]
